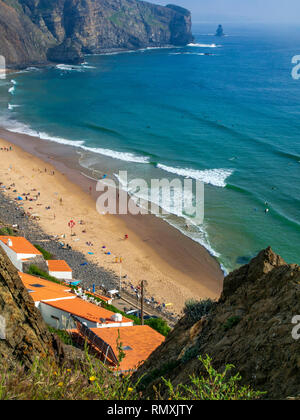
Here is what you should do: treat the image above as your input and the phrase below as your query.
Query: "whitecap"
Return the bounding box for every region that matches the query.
[156,164,233,187]
[82,145,149,164]
[187,43,219,48]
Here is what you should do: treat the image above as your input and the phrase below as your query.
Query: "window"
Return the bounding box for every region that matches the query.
[122,346,132,351]
[30,284,45,288]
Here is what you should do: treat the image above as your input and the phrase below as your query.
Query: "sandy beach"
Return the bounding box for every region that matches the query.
[0,129,223,316]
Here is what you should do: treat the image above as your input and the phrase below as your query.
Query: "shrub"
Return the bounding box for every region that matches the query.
[0,226,15,236]
[184,299,216,324]
[144,318,171,337]
[162,355,265,400]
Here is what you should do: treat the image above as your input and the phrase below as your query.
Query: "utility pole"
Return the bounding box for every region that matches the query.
[141,280,144,325]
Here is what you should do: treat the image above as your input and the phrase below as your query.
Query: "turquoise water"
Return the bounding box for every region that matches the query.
[1,23,300,272]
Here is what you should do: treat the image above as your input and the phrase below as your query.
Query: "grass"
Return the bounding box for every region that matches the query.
[0,352,264,400]
[33,244,53,260]
[27,265,62,284]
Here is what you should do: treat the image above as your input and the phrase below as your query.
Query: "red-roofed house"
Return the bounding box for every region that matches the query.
[71,325,165,373]
[47,260,73,280]
[40,297,133,330]
[0,236,41,271]
[19,272,75,308]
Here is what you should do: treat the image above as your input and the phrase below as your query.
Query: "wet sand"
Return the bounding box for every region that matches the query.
[0,127,223,315]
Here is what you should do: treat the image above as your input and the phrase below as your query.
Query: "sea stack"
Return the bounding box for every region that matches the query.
[215,24,224,37]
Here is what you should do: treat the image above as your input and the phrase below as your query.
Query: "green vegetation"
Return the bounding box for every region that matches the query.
[162,355,265,400]
[138,360,180,390]
[184,299,216,324]
[0,352,262,400]
[223,316,241,331]
[34,244,53,260]
[85,293,170,337]
[0,226,16,236]
[47,326,74,346]
[27,265,61,284]
[145,318,171,337]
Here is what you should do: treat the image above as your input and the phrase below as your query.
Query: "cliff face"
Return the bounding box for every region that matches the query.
[0,249,62,368]
[134,248,300,400]
[0,0,193,67]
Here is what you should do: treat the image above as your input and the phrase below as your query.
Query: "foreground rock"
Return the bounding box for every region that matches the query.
[0,0,193,67]
[0,249,62,368]
[134,248,300,400]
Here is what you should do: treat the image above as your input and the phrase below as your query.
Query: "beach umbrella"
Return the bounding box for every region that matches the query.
[68,219,76,235]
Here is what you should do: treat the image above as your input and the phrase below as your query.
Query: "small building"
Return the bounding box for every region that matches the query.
[0,236,42,271]
[40,297,133,330]
[76,325,165,373]
[19,272,75,308]
[47,260,73,280]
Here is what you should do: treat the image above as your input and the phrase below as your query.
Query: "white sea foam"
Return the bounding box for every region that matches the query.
[187,43,219,48]
[0,115,149,163]
[8,86,15,95]
[82,145,150,164]
[8,104,20,110]
[156,164,233,187]
[114,171,226,268]
[169,52,210,56]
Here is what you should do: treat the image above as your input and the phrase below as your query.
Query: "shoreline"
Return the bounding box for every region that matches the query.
[0,126,224,315]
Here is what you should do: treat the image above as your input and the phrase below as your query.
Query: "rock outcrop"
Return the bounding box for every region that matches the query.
[0,248,62,368]
[0,0,193,67]
[134,248,300,400]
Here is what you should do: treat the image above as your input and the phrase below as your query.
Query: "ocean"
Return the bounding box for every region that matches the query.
[1,23,300,273]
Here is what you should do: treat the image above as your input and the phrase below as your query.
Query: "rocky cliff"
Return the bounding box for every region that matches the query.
[0,248,62,368]
[0,0,193,67]
[134,248,300,400]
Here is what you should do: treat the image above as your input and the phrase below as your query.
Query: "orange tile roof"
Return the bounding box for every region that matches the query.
[0,236,41,255]
[86,291,112,303]
[43,297,133,325]
[90,326,165,371]
[47,260,72,272]
[19,272,74,303]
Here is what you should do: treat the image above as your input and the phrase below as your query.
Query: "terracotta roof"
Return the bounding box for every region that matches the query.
[19,272,73,303]
[90,326,165,371]
[0,236,41,255]
[42,297,133,325]
[86,291,112,303]
[47,260,72,272]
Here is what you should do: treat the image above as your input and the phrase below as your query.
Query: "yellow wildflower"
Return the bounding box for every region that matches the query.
[89,376,96,382]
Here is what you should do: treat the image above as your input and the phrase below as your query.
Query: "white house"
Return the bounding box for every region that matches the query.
[0,236,42,271]
[39,297,133,330]
[19,272,76,308]
[47,260,73,280]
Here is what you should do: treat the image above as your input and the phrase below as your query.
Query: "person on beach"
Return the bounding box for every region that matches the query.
[124,234,128,240]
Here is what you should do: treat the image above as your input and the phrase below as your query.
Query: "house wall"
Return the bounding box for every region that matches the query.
[0,241,39,271]
[0,242,22,270]
[48,271,73,280]
[39,302,133,330]
[39,302,98,330]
